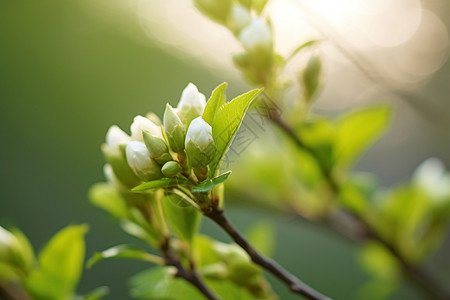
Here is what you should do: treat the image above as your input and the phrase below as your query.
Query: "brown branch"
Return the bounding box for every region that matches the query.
[160,239,220,300]
[270,113,450,300]
[204,204,332,300]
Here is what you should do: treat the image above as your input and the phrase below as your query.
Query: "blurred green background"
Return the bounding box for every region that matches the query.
[1,0,449,299]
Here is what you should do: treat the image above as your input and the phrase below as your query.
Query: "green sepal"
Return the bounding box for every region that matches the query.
[101,144,140,188]
[186,140,215,169]
[143,130,172,165]
[166,125,186,153]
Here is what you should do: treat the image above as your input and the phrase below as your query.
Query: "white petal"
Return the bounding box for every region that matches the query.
[239,18,272,50]
[185,116,213,149]
[130,115,162,141]
[106,125,130,149]
[126,141,152,171]
[230,5,251,32]
[177,83,206,111]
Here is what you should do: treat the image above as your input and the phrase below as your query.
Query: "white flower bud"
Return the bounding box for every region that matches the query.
[229,4,251,33]
[239,18,272,51]
[130,115,162,141]
[0,226,16,260]
[126,141,163,181]
[414,158,450,201]
[185,117,213,150]
[177,83,206,112]
[106,125,130,155]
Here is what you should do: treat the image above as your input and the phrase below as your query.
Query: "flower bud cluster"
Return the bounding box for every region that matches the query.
[101,83,216,191]
[195,0,274,85]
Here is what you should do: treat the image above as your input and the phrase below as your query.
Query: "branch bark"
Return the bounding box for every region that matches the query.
[160,239,220,300]
[204,204,332,300]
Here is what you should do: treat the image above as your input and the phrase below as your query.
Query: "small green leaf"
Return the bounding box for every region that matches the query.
[203,82,227,126]
[87,245,163,269]
[131,177,188,192]
[285,40,320,63]
[334,106,392,167]
[245,221,275,257]
[82,286,109,300]
[25,225,88,300]
[252,0,269,15]
[301,55,322,102]
[209,89,263,175]
[89,183,128,219]
[162,194,201,244]
[192,171,231,193]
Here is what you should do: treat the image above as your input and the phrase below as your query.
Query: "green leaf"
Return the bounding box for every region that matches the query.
[359,242,400,281]
[285,40,320,63]
[131,177,188,192]
[81,286,109,300]
[87,245,163,269]
[203,82,227,126]
[130,266,202,300]
[162,194,201,244]
[209,89,263,175]
[89,182,128,219]
[301,55,322,102]
[252,0,270,15]
[130,266,259,300]
[334,106,392,167]
[192,171,231,193]
[25,225,88,300]
[245,221,275,257]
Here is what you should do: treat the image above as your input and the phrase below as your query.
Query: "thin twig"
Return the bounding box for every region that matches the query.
[204,204,332,300]
[160,239,220,300]
[270,113,450,300]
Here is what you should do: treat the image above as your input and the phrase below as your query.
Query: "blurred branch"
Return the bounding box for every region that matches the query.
[160,238,220,300]
[269,112,450,300]
[204,203,332,300]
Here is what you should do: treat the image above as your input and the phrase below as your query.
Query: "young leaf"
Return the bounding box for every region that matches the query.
[209,89,263,175]
[301,55,322,102]
[131,177,189,192]
[162,194,201,244]
[334,106,392,167]
[88,183,128,219]
[25,225,88,300]
[87,245,163,269]
[81,286,109,300]
[203,82,227,126]
[192,171,232,193]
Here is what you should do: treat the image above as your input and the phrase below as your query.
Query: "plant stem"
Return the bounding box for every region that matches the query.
[160,239,220,300]
[270,113,450,300]
[204,204,332,300]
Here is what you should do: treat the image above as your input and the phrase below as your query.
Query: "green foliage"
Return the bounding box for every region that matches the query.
[131,178,188,192]
[25,225,88,300]
[301,55,322,102]
[87,245,163,269]
[89,183,128,219]
[162,194,201,244]
[206,87,263,175]
[203,82,227,126]
[192,171,231,193]
[334,106,392,168]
